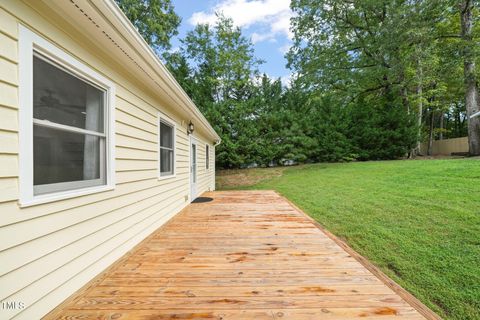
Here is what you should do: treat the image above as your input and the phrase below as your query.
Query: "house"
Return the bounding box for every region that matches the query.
[0,0,220,318]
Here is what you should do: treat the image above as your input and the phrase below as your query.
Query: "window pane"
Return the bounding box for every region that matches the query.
[206,145,209,169]
[33,54,104,133]
[160,149,173,176]
[34,125,105,188]
[160,121,173,149]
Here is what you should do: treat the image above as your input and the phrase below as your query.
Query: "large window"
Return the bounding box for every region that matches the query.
[19,26,115,206]
[33,53,106,195]
[159,117,175,178]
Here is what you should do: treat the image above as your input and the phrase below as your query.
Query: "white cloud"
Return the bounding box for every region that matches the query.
[251,32,274,44]
[280,72,297,87]
[188,0,293,43]
[278,43,291,54]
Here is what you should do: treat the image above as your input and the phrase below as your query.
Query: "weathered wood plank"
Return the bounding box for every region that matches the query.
[54,307,424,320]
[48,191,429,319]
[110,268,371,279]
[88,284,394,297]
[100,276,383,287]
[70,295,409,310]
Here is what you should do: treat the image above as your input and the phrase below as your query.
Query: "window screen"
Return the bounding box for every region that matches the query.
[159,120,174,176]
[33,53,106,195]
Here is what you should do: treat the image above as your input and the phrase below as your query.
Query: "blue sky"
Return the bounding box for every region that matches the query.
[170,0,292,85]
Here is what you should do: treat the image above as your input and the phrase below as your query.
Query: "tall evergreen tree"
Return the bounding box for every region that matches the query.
[179,15,263,168]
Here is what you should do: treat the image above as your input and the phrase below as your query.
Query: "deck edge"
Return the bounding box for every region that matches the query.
[273,190,443,320]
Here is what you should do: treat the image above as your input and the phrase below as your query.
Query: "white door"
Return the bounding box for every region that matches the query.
[190,139,197,201]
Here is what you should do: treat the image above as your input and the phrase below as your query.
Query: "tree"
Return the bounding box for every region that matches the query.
[179,15,264,168]
[288,0,421,158]
[460,0,480,155]
[115,0,181,52]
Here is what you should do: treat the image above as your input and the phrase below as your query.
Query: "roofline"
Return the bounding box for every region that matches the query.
[91,0,220,142]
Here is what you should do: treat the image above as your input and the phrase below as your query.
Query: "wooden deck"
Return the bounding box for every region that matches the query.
[48,191,437,319]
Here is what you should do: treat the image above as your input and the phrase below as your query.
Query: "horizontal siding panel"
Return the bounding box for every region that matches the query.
[176,144,188,154]
[0,8,18,40]
[0,82,18,108]
[116,109,157,135]
[0,188,186,299]
[0,32,17,62]
[116,134,156,152]
[0,177,189,251]
[116,90,158,119]
[0,175,188,227]
[0,154,18,177]
[116,147,157,161]
[0,57,17,86]
[0,185,186,275]
[0,177,17,202]
[0,106,18,132]
[116,159,157,172]
[7,198,186,320]
[116,121,156,143]
[116,170,157,184]
[116,97,156,125]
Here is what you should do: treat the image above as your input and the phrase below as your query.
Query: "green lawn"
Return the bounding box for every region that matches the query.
[217,159,480,320]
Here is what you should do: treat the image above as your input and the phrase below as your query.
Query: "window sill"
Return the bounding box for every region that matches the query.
[19,184,115,208]
[158,174,176,181]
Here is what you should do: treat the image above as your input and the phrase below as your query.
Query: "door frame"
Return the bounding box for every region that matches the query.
[189,135,198,201]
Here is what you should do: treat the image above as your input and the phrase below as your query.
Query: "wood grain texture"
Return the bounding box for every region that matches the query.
[46,191,434,319]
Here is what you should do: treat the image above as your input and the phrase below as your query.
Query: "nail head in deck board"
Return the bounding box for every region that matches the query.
[46,191,439,319]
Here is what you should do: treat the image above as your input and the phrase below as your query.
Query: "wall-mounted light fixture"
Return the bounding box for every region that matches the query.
[187,121,194,135]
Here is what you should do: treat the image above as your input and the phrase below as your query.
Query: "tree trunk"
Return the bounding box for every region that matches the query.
[427,110,435,156]
[460,0,480,155]
[439,113,444,140]
[415,64,423,156]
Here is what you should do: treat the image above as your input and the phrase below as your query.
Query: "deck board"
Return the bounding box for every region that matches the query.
[48,191,432,319]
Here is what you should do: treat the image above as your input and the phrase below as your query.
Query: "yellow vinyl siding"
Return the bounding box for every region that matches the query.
[0,7,18,39]
[0,58,18,85]
[0,32,17,62]
[0,130,17,155]
[0,107,18,132]
[0,82,18,109]
[0,2,215,319]
[0,154,18,178]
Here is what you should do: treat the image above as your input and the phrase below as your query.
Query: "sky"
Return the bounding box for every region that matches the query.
[170,0,293,85]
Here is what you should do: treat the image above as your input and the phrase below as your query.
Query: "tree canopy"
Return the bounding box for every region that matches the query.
[115,0,181,52]
[117,0,480,168]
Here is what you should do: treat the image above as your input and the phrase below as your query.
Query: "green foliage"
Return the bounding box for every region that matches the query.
[288,0,477,156]
[115,0,180,52]
[117,0,477,167]
[347,98,418,160]
[225,159,480,320]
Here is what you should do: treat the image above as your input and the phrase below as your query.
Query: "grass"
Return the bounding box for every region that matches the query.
[216,166,285,189]
[216,159,480,320]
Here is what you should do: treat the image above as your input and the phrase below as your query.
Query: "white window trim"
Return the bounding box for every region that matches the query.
[18,25,116,207]
[158,113,176,180]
